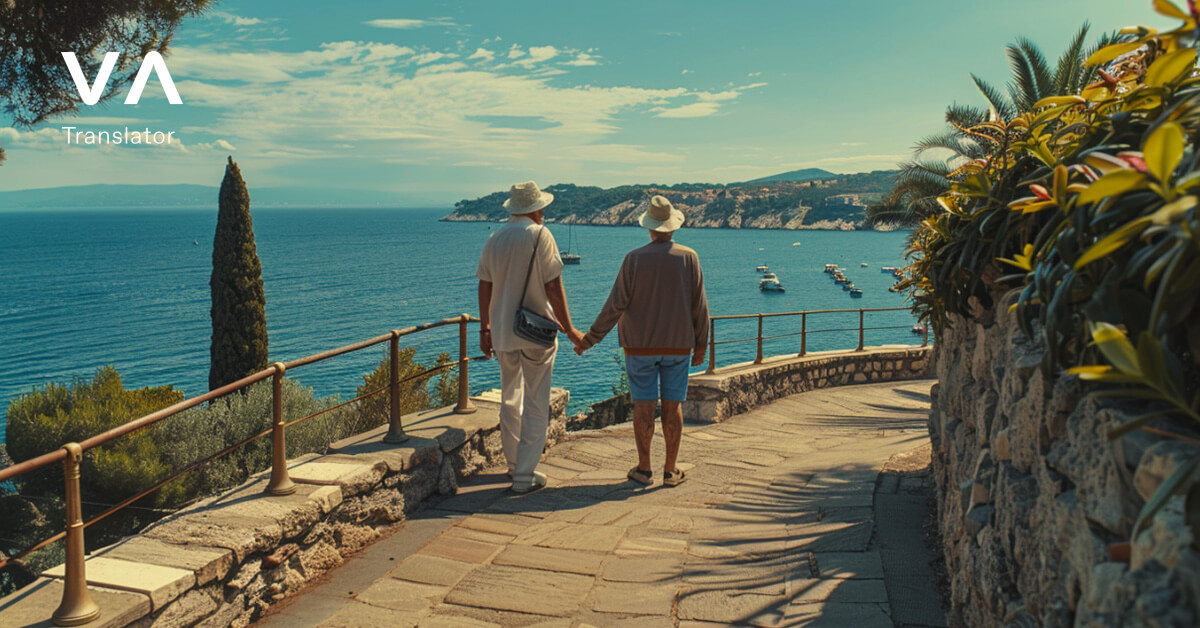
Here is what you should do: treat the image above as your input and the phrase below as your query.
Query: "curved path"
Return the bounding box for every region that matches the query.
[258,380,946,628]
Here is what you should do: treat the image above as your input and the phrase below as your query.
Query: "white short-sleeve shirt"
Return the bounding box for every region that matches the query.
[476,216,564,352]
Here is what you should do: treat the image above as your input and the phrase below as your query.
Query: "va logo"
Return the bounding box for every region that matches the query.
[62,51,183,106]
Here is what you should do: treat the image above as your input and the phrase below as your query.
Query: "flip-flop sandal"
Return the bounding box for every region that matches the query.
[627,466,653,485]
[663,469,686,487]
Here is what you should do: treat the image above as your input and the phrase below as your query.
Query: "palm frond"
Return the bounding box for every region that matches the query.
[913,130,984,160]
[971,74,1015,121]
[1053,23,1091,94]
[1006,43,1040,112]
[946,104,989,129]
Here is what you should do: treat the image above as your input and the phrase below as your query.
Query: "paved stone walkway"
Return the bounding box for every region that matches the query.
[257,380,946,628]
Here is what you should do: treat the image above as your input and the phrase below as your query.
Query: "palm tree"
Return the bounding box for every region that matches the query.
[870,24,1119,226]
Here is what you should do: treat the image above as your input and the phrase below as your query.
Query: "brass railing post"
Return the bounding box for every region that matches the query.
[800,312,807,357]
[706,319,716,374]
[265,363,296,496]
[923,323,930,347]
[754,314,764,365]
[454,314,476,414]
[383,331,409,443]
[857,310,865,351]
[53,442,100,627]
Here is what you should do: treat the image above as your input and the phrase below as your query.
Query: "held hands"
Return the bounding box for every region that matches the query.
[566,327,588,356]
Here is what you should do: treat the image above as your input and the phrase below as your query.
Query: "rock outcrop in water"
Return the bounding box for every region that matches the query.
[443,170,896,230]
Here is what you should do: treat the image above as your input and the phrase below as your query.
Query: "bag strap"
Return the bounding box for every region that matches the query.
[518,226,545,308]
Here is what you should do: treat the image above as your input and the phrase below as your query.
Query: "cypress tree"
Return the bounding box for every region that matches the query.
[209,157,268,390]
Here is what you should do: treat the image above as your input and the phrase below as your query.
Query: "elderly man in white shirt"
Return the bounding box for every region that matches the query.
[477,181,585,492]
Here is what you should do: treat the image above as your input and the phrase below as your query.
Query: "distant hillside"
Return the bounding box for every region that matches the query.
[0,184,404,209]
[444,170,898,231]
[742,168,836,184]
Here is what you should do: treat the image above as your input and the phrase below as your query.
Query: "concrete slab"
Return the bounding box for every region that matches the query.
[444,564,593,616]
[416,535,502,564]
[388,554,477,587]
[511,522,627,553]
[602,555,684,583]
[492,544,606,575]
[589,581,678,616]
[813,552,885,580]
[43,556,193,610]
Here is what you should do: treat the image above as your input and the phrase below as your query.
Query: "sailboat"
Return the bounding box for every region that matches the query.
[561,221,581,265]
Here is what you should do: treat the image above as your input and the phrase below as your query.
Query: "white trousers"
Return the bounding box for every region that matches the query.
[495,344,557,485]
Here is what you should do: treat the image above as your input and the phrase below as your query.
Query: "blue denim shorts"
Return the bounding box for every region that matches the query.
[625,354,691,402]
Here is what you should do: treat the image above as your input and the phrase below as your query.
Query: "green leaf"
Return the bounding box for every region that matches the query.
[1136,331,1170,394]
[1133,457,1200,540]
[1146,48,1198,88]
[1077,170,1149,206]
[1091,322,1141,375]
[1086,41,1146,67]
[1075,217,1153,268]
[1155,0,1191,19]
[1108,409,1179,440]
[1144,122,1186,184]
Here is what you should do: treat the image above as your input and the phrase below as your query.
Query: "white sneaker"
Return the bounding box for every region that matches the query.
[512,471,547,493]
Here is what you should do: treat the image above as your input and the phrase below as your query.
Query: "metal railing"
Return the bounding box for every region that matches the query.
[0,314,482,626]
[705,307,929,373]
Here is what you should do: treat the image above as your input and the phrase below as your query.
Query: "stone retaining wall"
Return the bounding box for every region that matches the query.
[683,345,933,423]
[929,291,1200,626]
[0,390,568,628]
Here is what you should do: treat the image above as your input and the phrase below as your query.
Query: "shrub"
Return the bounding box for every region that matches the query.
[5,367,184,502]
[355,349,459,434]
[896,1,1200,541]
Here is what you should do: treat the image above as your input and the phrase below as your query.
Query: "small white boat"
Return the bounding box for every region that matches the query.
[760,277,786,292]
[193,240,199,246]
[792,242,802,246]
[823,264,838,274]
[860,262,868,267]
[850,288,863,298]
[912,324,927,334]
[881,266,897,274]
[842,282,854,291]
[756,264,770,273]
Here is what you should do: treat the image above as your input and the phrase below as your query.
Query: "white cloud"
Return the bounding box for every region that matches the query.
[212,11,265,27]
[507,45,526,59]
[467,48,496,62]
[681,69,692,75]
[564,52,600,67]
[527,46,559,63]
[654,102,721,118]
[748,71,762,77]
[841,141,865,147]
[365,18,455,29]
[412,51,455,65]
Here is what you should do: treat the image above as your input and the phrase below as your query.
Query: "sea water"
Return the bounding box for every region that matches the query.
[0,207,920,443]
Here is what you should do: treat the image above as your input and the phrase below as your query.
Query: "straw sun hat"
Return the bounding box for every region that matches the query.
[639,195,685,232]
[503,180,555,214]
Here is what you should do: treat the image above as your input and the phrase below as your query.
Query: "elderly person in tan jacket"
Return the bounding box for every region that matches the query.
[575,195,708,487]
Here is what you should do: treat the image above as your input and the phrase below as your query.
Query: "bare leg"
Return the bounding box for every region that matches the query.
[633,400,656,472]
[661,401,683,474]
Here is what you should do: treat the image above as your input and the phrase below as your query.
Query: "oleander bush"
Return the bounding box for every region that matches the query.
[896,1,1200,540]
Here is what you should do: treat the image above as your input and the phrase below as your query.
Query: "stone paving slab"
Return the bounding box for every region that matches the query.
[444,565,593,616]
[94,536,233,586]
[43,556,193,611]
[0,578,152,628]
[251,380,946,627]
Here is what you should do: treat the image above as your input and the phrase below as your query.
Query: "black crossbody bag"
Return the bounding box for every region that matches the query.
[513,227,559,347]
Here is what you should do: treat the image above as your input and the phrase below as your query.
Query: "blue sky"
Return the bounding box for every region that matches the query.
[0,1,1176,204]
